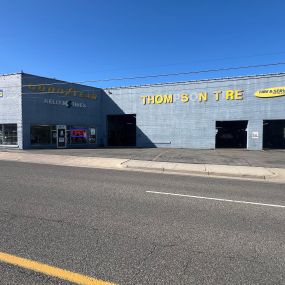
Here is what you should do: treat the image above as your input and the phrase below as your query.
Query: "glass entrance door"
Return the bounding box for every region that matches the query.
[56,125,67,148]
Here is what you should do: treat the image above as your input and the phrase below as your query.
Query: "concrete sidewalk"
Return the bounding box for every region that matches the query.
[0,151,284,183]
[2,148,285,168]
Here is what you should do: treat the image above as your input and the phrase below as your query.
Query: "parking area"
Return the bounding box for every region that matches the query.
[1,147,284,168]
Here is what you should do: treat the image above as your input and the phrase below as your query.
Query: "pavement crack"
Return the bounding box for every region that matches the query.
[0,209,98,233]
[182,258,191,275]
[152,149,170,161]
[130,244,158,282]
[0,209,65,225]
[0,209,143,245]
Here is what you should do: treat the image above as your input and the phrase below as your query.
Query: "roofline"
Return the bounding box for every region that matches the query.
[2,71,285,91]
[0,72,22,77]
[104,71,285,90]
[0,72,101,90]
[21,72,101,90]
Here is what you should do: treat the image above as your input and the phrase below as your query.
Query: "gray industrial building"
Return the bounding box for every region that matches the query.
[0,72,284,150]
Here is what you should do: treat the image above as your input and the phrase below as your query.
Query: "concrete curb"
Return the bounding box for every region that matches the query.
[0,152,128,170]
[121,160,278,180]
[0,152,284,183]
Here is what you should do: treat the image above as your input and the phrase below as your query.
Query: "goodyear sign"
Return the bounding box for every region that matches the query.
[27,85,97,101]
[255,87,285,98]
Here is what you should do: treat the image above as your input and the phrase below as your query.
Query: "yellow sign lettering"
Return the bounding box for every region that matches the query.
[48,87,56,93]
[148,96,155,104]
[163,94,173,104]
[38,85,46,92]
[235,90,244,100]
[214,90,222,101]
[225,90,235,100]
[90,95,97,100]
[26,84,97,101]
[199,92,208,102]
[28,85,36,91]
[255,87,285,98]
[141,94,174,104]
[155,95,164,104]
[141,96,147,105]
[181,94,189,103]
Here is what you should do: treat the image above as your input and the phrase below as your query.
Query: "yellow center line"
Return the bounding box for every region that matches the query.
[0,251,116,285]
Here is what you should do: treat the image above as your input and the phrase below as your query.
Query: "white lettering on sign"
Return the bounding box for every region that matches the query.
[43,99,87,108]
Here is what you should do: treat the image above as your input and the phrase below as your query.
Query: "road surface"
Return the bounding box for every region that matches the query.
[0,161,284,284]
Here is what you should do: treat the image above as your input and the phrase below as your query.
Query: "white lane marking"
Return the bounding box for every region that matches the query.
[146,191,285,209]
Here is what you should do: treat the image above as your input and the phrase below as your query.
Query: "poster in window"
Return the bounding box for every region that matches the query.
[89,128,96,143]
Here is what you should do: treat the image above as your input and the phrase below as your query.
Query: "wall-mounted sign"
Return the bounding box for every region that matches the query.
[0,90,3,97]
[28,85,97,101]
[252,131,259,139]
[43,98,87,108]
[255,87,285,98]
[141,89,244,105]
[141,85,285,105]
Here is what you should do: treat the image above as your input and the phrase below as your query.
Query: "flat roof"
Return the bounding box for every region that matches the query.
[0,72,101,91]
[104,72,285,90]
[0,72,22,77]
[1,71,285,91]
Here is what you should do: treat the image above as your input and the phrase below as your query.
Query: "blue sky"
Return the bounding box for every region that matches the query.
[1,0,285,87]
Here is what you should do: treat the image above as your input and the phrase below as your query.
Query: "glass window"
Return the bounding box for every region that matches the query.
[51,130,57,144]
[29,125,96,146]
[30,125,55,145]
[0,124,17,145]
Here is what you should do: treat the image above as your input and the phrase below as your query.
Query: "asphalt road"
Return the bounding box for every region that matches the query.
[0,161,284,284]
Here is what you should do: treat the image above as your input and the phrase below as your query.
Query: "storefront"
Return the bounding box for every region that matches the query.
[30,125,97,148]
[102,73,285,150]
[0,71,284,150]
[0,72,103,149]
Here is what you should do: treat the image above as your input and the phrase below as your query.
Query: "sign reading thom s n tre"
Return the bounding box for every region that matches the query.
[141,86,285,105]
[141,90,244,105]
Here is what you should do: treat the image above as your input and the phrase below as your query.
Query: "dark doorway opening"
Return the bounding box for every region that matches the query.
[107,114,136,147]
[216,121,248,148]
[263,120,285,149]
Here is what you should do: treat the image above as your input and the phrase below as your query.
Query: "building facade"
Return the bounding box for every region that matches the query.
[0,72,284,150]
[103,73,285,150]
[0,73,104,149]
